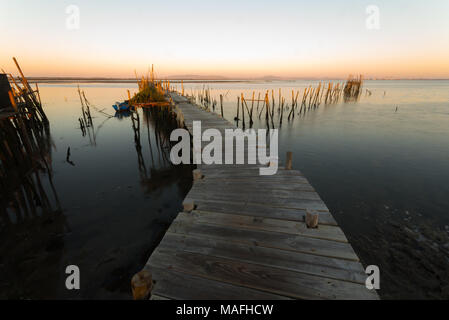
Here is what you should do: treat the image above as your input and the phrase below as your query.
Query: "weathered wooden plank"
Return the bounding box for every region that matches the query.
[158,233,366,284]
[201,176,312,186]
[186,122,231,127]
[149,249,377,300]
[185,193,329,211]
[167,219,359,261]
[189,185,321,201]
[150,266,289,300]
[170,95,189,103]
[191,198,336,225]
[176,211,347,242]
[192,181,315,192]
[201,169,303,178]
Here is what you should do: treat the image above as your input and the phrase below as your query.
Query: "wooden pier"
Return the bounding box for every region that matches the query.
[142,93,379,300]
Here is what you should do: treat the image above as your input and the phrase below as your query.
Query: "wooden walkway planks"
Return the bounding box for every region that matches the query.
[144,93,379,300]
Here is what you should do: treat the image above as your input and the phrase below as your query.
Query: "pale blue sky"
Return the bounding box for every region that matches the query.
[1,0,448,78]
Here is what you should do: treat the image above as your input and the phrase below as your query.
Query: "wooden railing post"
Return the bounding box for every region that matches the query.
[131,269,153,300]
[193,169,203,181]
[305,211,319,228]
[286,151,293,170]
[183,199,194,212]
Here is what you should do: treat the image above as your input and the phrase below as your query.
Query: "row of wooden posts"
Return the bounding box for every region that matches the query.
[1,58,61,221]
[230,82,344,128]
[2,58,47,123]
[177,76,363,129]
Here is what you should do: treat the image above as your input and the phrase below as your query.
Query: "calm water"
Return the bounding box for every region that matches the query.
[188,81,449,227]
[0,84,193,299]
[182,79,449,299]
[1,80,448,299]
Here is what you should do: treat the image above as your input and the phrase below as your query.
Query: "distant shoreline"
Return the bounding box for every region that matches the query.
[26,78,250,84]
[20,77,449,84]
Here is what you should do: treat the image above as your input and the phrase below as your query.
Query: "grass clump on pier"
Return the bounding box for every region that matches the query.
[129,66,169,106]
[131,84,166,104]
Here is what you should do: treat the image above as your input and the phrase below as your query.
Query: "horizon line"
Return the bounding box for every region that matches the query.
[16,76,449,82]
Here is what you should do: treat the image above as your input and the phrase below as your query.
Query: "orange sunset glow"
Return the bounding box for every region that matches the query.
[1,0,449,79]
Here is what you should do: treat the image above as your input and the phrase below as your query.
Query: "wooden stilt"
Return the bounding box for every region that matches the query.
[305,211,319,229]
[286,151,293,170]
[183,199,194,212]
[193,169,203,181]
[131,269,153,300]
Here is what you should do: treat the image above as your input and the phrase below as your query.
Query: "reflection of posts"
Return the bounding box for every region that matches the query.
[77,87,96,145]
[143,107,180,166]
[131,110,147,179]
[0,111,67,298]
[0,116,62,223]
[1,59,62,223]
[132,107,192,194]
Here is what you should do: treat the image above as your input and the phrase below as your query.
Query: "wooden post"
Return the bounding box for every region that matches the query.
[220,94,223,117]
[280,98,284,124]
[305,211,319,229]
[131,269,153,300]
[278,88,281,111]
[241,93,245,127]
[286,151,293,170]
[193,169,202,181]
[35,83,42,106]
[183,199,194,212]
[13,57,30,89]
[250,91,254,126]
[265,93,268,119]
[8,91,17,111]
[256,92,260,110]
[235,96,240,121]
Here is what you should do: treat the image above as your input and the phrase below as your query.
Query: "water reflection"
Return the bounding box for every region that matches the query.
[0,111,66,298]
[135,107,190,194]
[1,86,193,298]
[3,80,448,299]
[0,110,61,219]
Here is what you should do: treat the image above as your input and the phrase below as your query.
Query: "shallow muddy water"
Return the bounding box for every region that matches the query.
[1,80,448,299]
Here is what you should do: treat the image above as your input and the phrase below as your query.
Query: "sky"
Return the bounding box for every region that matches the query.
[1,0,449,79]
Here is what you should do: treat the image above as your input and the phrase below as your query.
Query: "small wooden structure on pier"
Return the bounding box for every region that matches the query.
[141,93,378,300]
[0,74,13,110]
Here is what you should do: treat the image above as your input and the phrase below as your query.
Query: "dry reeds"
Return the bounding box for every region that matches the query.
[343,74,363,102]
[131,66,169,107]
